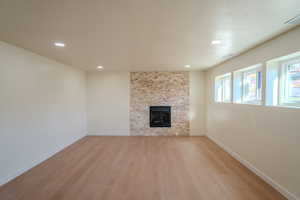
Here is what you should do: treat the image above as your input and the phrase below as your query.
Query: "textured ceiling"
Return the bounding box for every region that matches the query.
[0,0,299,71]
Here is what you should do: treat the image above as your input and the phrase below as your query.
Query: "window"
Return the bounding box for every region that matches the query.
[266,51,300,108]
[280,59,300,106]
[233,64,262,105]
[243,69,262,103]
[215,73,231,102]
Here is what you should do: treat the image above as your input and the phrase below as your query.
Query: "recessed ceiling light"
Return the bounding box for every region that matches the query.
[54,42,65,47]
[97,66,103,69]
[211,40,222,45]
[185,65,191,68]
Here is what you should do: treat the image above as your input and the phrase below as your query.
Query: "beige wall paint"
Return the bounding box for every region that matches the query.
[205,26,300,199]
[0,41,87,185]
[86,71,130,136]
[190,71,206,136]
[86,71,205,136]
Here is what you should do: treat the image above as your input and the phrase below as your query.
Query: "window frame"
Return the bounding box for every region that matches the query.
[214,73,232,103]
[232,64,263,105]
[278,57,300,108]
[241,66,263,105]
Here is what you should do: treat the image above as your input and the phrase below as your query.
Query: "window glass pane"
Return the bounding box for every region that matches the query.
[223,77,231,102]
[242,69,262,103]
[233,72,242,103]
[243,71,257,102]
[266,61,279,106]
[266,51,300,108]
[215,73,231,102]
[257,71,262,100]
[215,80,222,102]
[285,62,300,102]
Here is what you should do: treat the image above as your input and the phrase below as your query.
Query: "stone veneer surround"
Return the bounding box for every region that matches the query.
[130,72,189,136]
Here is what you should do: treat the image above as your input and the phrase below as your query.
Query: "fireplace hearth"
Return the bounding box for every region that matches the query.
[150,106,171,127]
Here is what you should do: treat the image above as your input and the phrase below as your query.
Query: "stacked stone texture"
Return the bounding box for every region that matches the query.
[130,72,189,136]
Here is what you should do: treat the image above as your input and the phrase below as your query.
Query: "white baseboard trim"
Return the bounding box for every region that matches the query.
[0,134,85,186]
[87,129,130,136]
[88,134,129,136]
[88,133,130,136]
[206,134,299,200]
[189,129,205,136]
[88,130,204,136]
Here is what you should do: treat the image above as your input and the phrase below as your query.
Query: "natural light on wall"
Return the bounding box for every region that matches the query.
[233,64,262,105]
[266,51,300,108]
[215,73,232,103]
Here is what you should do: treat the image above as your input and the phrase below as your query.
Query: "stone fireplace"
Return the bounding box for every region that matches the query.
[130,72,189,136]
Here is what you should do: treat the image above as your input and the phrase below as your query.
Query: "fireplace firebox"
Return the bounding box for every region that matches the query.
[150,106,171,127]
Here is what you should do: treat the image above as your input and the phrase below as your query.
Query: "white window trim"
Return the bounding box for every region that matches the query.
[214,73,232,103]
[278,57,300,108]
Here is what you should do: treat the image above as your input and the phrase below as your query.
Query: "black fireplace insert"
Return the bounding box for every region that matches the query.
[150,106,171,127]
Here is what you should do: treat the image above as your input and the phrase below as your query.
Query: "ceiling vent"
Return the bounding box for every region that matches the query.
[284,14,300,25]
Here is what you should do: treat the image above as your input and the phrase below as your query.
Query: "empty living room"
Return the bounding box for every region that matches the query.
[0,0,300,199]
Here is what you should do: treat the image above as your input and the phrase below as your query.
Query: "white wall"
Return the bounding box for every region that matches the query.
[87,71,130,135]
[86,71,206,136]
[205,26,300,199]
[0,41,87,185]
[190,71,206,136]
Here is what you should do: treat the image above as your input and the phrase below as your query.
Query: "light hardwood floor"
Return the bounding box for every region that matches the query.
[0,136,286,200]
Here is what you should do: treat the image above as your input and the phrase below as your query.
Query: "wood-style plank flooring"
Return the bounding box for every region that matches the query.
[0,136,286,200]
